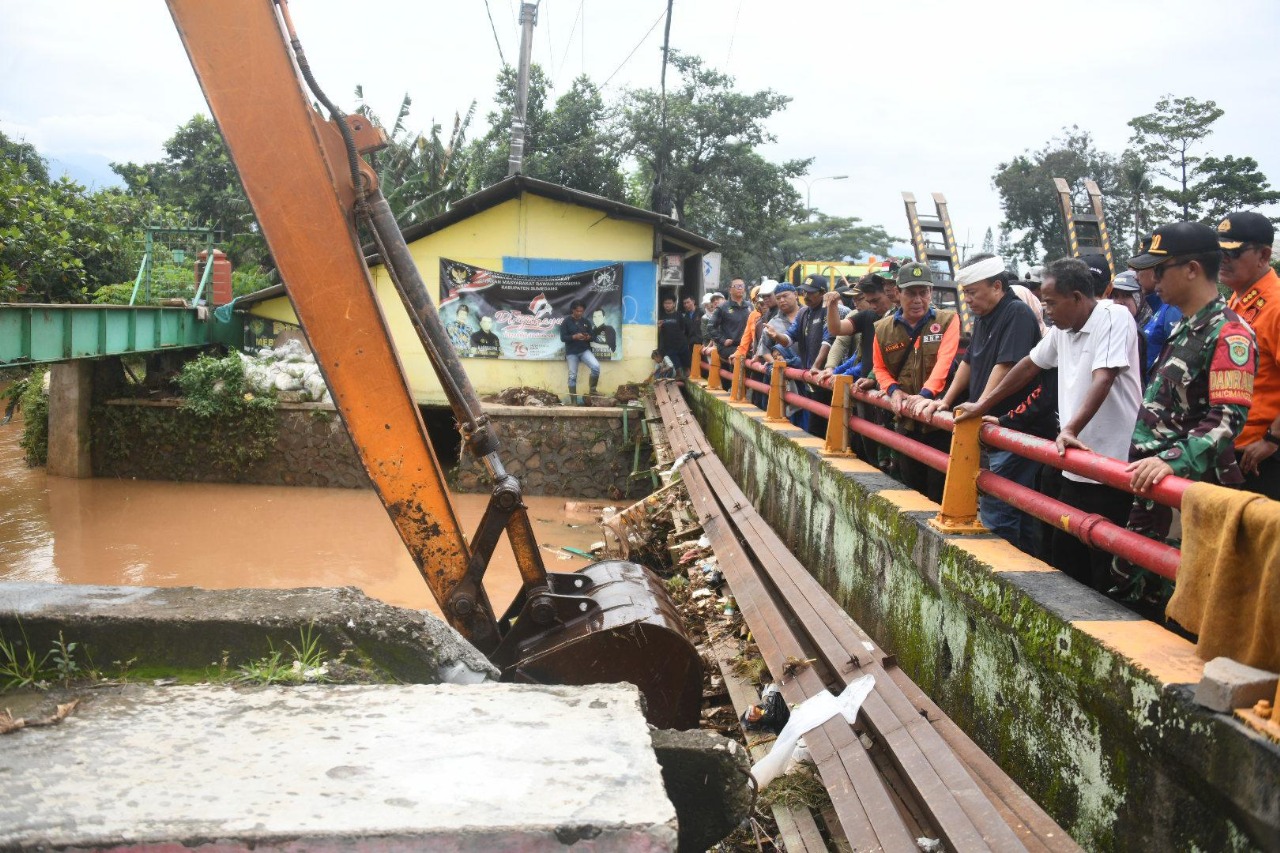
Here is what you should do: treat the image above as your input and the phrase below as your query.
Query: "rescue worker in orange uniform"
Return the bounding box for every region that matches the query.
[1218,211,1280,499]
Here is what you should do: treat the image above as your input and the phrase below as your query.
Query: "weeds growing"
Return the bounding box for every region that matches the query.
[236,625,331,685]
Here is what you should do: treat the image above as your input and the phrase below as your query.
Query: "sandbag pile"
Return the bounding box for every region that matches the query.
[239,339,331,403]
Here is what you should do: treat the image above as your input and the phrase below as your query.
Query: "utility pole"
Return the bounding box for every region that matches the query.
[652,0,675,217]
[507,2,539,177]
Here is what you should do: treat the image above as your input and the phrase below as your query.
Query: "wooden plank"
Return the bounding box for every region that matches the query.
[657,385,1060,851]
[690,455,1013,850]
[675,457,916,852]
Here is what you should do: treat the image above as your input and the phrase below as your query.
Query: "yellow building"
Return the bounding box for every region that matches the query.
[241,176,716,405]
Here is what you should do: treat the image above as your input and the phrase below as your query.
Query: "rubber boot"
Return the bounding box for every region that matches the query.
[589,375,599,402]
[568,382,579,406]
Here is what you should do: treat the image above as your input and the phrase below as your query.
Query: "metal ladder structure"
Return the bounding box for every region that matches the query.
[1052,178,1115,278]
[902,191,972,334]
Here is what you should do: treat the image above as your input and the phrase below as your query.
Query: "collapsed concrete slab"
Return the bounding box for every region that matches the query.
[0,582,497,683]
[0,683,678,851]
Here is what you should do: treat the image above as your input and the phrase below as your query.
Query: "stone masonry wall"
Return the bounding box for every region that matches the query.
[91,400,647,500]
[93,400,369,489]
[450,404,647,500]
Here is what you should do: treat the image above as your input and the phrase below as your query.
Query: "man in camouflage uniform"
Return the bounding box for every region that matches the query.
[1113,222,1258,607]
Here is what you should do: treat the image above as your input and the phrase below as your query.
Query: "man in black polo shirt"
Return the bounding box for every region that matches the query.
[922,253,1044,551]
[709,278,752,363]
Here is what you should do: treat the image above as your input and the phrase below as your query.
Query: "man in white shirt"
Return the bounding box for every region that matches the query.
[955,257,1141,589]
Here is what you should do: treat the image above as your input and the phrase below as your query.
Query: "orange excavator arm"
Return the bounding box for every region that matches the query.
[166,0,700,727]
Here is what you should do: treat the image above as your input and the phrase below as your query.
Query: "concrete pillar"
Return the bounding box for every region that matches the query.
[47,360,93,479]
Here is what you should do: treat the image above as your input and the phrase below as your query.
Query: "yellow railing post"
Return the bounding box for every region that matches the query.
[765,355,787,422]
[824,374,853,456]
[730,354,746,401]
[690,344,702,382]
[929,414,986,533]
[708,349,723,391]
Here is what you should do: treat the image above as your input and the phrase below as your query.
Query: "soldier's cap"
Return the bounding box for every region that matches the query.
[897,262,934,287]
[1127,222,1220,269]
[799,274,828,293]
[1217,211,1275,250]
[1110,270,1140,293]
[1079,253,1110,290]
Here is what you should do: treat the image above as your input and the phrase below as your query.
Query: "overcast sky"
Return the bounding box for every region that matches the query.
[3,0,1278,266]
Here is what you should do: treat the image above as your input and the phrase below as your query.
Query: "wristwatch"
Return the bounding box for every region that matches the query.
[1264,430,1280,447]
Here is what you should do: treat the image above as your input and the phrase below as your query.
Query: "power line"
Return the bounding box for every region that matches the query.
[724,0,744,68]
[484,0,509,67]
[555,0,586,84]
[602,7,668,88]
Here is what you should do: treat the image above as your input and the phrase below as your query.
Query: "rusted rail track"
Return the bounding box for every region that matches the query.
[653,382,1080,852]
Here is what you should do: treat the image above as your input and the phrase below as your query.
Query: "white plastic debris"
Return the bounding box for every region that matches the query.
[916,838,942,852]
[750,674,876,789]
[437,661,492,685]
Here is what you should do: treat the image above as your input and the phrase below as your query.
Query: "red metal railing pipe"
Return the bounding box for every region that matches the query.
[975,471,1180,579]
[704,356,1180,577]
[977,423,1188,508]
[845,414,951,472]
[783,364,1189,508]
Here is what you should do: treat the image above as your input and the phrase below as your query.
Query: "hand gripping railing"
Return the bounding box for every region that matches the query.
[699,353,1186,580]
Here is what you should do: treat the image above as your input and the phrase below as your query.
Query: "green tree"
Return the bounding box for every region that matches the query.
[992,126,1128,266]
[112,115,266,268]
[1196,155,1280,224]
[466,68,624,199]
[981,227,994,255]
[355,87,477,228]
[1127,95,1224,220]
[769,212,899,272]
[1117,151,1156,254]
[621,52,808,280]
[466,64,553,190]
[0,131,168,303]
[537,76,625,199]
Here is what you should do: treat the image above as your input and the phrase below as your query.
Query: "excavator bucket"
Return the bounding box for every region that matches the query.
[492,561,703,730]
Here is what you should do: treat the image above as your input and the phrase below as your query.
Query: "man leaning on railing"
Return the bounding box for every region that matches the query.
[954,258,1142,591]
[920,253,1045,552]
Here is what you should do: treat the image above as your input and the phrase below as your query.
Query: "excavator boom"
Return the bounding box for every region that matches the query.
[165,0,700,728]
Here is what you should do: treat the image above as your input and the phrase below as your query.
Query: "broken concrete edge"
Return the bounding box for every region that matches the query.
[0,583,498,685]
[685,383,1280,853]
[649,727,753,853]
[1196,657,1280,714]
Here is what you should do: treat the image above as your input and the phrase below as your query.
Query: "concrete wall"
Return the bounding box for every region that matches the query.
[451,404,646,500]
[248,195,664,404]
[685,383,1279,853]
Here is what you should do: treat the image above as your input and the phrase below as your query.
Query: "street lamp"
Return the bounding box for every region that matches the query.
[799,174,848,218]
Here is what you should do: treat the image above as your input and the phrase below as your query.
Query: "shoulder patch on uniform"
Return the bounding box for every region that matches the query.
[1209,323,1256,406]
[1226,333,1251,367]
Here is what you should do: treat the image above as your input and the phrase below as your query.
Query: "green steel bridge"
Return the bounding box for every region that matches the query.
[0,303,242,367]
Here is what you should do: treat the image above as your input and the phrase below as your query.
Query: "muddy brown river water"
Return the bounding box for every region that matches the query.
[0,414,604,616]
